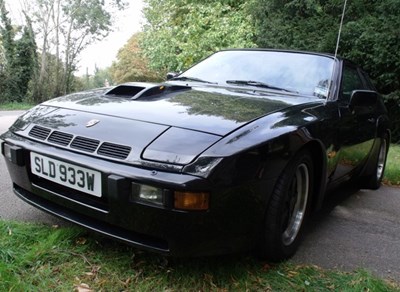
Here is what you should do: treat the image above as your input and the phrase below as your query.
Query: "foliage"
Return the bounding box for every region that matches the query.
[90,66,113,88]
[141,0,256,72]
[248,0,400,144]
[76,66,114,92]
[384,144,400,186]
[26,0,127,102]
[0,0,37,103]
[249,0,400,95]
[110,33,162,83]
[383,92,400,144]
[1,220,399,291]
[1,0,127,104]
[0,101,34,110]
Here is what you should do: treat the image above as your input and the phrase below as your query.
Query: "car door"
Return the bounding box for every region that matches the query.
[331,62,377,181]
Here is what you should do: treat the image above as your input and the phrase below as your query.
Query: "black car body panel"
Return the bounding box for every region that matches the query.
[1,49,390,258]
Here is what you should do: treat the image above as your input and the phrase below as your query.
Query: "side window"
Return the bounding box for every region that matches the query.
[360,70,376,91]
[340,65,366,102]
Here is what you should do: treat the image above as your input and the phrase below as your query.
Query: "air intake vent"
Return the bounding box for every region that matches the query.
[70,136,100,153]
[48,131,73,146]
[105,85,145,98]
[29,126,51,140]
[98,142,131,159]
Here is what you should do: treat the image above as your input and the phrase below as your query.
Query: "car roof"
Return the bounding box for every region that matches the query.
[219,48,340,61]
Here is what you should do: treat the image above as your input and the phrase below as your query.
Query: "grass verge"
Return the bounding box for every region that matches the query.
[0,102,34,110]
[384,144,400,186]
[1,220,398,291]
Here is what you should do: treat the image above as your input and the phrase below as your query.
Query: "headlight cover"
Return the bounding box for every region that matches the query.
[142,127,220,165]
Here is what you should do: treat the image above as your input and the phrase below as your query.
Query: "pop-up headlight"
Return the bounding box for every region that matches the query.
[142,128,220,165]
[11,105,57,131]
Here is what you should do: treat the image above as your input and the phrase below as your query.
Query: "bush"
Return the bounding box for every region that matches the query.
[383,91,400,144]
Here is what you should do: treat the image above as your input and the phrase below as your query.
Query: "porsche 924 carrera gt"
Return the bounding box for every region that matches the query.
[1,49,390,261]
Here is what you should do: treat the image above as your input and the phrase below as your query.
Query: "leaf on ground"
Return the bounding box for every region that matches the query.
[76,237,87,245]
[287,270,299,278]
[262,263,272,271]
[204,273,217,288]
[74,283,93,292]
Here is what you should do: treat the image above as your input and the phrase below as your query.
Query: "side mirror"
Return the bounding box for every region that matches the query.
[166,72,179,80]
[349,90,378,114]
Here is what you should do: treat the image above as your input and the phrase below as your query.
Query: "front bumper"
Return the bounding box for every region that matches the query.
[1,133,265,256]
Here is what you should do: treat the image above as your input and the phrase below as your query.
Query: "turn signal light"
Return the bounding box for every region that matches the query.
[174,191,210,211]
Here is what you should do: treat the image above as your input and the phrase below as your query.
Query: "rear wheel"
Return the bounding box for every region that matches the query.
[363,134,389,190]
[259,149,313,261]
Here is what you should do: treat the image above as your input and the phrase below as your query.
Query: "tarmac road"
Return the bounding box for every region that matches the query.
[0,110,65,225]
[1,110,400,282]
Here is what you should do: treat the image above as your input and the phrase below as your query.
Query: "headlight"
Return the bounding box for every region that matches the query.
[131,183,164,206]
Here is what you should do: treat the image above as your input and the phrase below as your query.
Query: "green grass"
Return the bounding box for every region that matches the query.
[0,220,398,291]
[0,102,35,110]
[384,144,400,186]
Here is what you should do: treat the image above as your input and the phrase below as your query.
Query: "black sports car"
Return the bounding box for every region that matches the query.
[1,49,390,261]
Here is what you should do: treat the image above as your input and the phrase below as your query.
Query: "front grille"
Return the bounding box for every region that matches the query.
[70,136,100,153]
[48,131,73,146]
[29,125,51,140]
[98,142,131,159]
[28,125,131,161]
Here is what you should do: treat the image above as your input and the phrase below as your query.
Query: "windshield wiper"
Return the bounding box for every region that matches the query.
[226,80,297,93]
[170,76,217,84]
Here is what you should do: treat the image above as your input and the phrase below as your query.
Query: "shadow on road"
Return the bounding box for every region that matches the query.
[314,183,360,220]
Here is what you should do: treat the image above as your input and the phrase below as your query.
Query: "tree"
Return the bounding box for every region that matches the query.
[141,0,255,72]
[27,0,127,102]
[110,33,161,83]
[0,0,37,102]
[249,0,400,95]
[249,0,400,142]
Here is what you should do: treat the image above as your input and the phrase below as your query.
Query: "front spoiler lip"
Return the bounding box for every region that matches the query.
[13,184,170,254]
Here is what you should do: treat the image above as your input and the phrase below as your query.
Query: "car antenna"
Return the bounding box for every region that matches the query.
[327,0,348,99]
[335,0,348,58]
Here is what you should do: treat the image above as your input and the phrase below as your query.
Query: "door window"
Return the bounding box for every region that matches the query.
[340,65,366,102]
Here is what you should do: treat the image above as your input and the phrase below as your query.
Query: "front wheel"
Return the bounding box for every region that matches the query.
[258,149,313,262]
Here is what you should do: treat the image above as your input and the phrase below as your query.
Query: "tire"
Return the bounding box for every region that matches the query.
[259,149,313,262]
[363,133,389,190]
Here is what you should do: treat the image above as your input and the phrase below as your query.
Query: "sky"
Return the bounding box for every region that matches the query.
[4,0,145,75]
[78,0,145,75]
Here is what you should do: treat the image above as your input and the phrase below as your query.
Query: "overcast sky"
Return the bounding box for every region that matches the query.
[5,0,145,75]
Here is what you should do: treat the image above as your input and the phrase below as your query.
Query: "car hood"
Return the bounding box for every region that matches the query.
[9,83,321,166]
[41,83,314,135]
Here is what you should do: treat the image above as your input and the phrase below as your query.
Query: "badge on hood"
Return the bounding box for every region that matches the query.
[86,119,100,128]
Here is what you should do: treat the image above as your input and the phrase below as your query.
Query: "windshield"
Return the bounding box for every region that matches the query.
[177,50,335,98]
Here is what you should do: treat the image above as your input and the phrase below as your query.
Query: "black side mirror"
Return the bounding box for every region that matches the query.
[166,72,179,80]
[349,90,378,114]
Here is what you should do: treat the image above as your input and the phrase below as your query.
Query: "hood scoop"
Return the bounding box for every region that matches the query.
[105,82,191,100]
